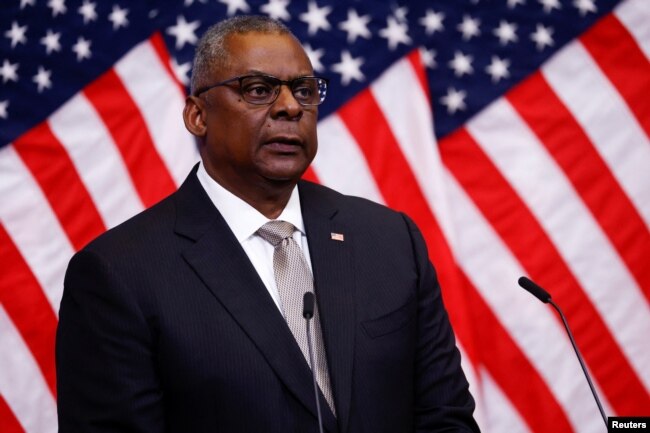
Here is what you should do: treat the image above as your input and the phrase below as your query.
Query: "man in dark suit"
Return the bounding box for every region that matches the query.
[56,15,480,433]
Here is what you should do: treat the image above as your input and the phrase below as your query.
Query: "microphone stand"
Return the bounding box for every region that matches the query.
[303,292,325,433]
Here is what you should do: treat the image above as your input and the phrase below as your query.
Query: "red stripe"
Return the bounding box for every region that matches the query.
[440,127,650,415]
[580,14,650,139]
[0,395,25,433]
[460,272,574,433]
[83,69,177,208]
[407,50,430,98]
[337,89,573,431]
[0,225,58,397]
[508,71,650,302]
[301,166,319,183]
[149,32,188,97]
[12,123,106,251]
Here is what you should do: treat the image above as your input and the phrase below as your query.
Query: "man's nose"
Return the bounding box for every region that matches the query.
[270,84,303,120]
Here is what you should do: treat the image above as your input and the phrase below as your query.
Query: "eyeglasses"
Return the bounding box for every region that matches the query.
[194,74,329,106]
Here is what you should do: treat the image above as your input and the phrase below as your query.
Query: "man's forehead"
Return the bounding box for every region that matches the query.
[221,32,313,75]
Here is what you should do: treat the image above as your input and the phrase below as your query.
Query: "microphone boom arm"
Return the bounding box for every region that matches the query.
[518,276,608,427]
[547,298,608,427]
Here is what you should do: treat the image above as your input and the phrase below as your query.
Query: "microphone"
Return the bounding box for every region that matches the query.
[303,292,324,433]
[518,276,608,427]
[303,291,315,319]
[518,276,551,303]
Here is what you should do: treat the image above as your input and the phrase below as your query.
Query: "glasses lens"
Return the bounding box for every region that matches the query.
[292,78,327,105]
[240,76,279,104]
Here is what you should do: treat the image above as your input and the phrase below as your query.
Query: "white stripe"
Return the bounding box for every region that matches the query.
[370,55,459,252]
[0,146,73,313]
[0,306,57,433]
[466,98,650,390]
[615,0,650,60]
[542,41,650,229]
[442,169,608,433]
[479,368,532,433]
[314,114,384,203]
[48,93,144,229]
[114,40,199,186]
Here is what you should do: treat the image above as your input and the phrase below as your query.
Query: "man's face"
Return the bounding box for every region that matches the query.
[191,32,318,195]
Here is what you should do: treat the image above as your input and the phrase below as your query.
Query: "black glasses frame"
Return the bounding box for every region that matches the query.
[193,74,329,106]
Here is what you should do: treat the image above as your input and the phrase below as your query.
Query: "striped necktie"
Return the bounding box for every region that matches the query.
[257,220,336,414]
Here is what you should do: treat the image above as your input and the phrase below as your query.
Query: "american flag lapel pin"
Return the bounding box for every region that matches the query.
[330,232,345,242]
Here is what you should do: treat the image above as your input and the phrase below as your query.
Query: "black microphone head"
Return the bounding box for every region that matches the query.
[518,276,552,303]
[303,292,315,319]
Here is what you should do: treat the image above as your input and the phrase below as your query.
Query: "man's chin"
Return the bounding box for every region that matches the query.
[260,163,311,184]
[263,173,303,185]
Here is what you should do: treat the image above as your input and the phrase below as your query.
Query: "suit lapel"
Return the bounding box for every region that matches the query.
[173,171,338,432]
[300,181,356,433]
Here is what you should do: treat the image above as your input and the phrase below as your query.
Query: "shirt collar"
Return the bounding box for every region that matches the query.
[196,162,305,243]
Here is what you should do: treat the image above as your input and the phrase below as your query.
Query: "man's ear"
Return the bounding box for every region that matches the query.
[183,95,208,137]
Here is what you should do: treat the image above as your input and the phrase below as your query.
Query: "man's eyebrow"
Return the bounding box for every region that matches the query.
[244,69,268,76]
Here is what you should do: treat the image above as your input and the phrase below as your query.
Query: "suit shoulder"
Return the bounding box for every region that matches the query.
[299,180,407,225]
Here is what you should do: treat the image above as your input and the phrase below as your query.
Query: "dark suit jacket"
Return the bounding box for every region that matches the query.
[56,167,479,433]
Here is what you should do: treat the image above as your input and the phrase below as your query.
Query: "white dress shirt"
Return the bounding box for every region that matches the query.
[196,162,313,313]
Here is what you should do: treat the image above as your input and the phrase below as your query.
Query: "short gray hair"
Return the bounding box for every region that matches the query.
[191,15,294,94]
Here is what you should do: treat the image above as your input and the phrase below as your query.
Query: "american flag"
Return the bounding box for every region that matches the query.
[1,0,648,431]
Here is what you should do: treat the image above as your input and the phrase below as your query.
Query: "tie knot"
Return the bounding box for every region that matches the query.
[257,220,296,247]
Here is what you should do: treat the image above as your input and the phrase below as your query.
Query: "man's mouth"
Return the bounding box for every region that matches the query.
[264,136,303,152]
